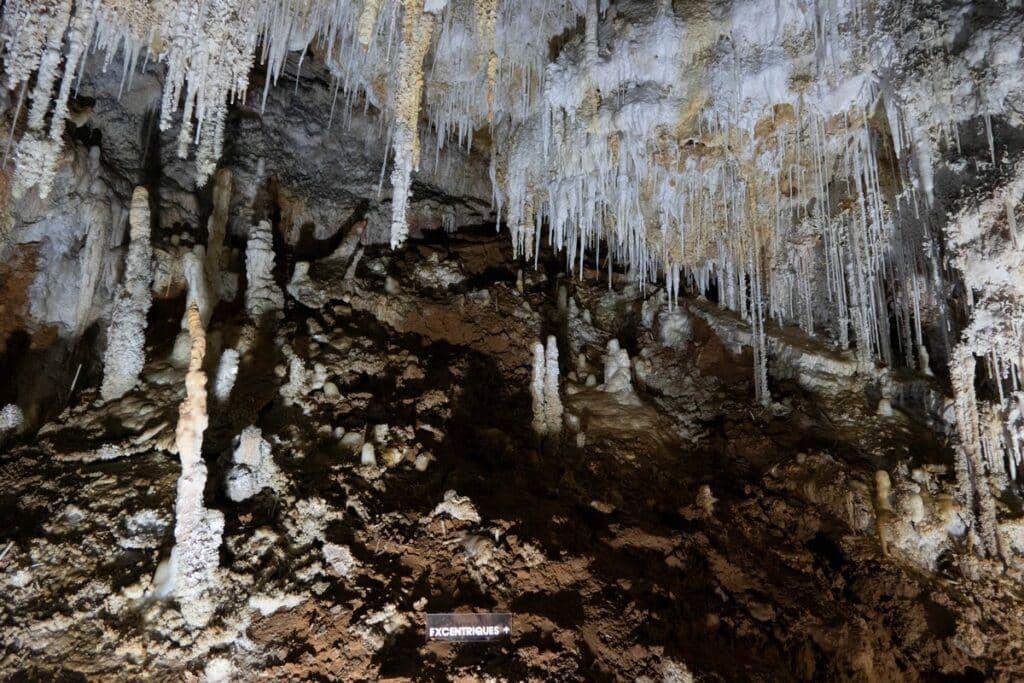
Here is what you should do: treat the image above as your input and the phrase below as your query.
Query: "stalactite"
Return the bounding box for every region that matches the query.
[357,0,383,47]
[475,0,498,122]
[9,0,72,200]
[182,248,214,329]
[389,0,435,249]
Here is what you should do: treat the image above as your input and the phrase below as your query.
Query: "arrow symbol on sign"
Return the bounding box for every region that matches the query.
[503,626,510,635]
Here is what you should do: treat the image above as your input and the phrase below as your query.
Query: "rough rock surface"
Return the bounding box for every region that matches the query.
[2,230,1023,681]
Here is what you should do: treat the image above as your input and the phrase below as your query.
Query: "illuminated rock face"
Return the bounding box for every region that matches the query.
[1,1,1024,679]
[2,0,1022,448]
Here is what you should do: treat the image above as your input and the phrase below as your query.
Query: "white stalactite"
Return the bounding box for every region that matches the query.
[390,0,435,250]
[357,0,383,47]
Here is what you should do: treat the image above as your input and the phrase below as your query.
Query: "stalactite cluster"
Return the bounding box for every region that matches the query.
[2,0,1023,559]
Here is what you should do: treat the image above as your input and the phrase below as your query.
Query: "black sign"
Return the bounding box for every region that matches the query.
[425,612,512,642]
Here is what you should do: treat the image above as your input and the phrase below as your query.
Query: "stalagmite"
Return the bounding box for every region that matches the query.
[531,341,547,436]
[950,349,1006,562]
[544,336,563,436]
[226,426,284,502]
[603,339,633,394]
[169,303,223,629]
[245,220,284,321]
[213,349,240,403]
[696,485,717,519]
[101,187,154,402]
[531,336,563,437]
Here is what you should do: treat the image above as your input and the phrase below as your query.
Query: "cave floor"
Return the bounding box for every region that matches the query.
[2,236,1023,682]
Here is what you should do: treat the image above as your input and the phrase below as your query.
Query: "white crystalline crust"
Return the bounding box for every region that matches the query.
[226,426,286,502]
[0,404,24,433]
[944,160,1024,561]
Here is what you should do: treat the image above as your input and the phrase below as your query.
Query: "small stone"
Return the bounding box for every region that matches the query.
[341,431,364,452]
[696,485,717,517]
[322,543,356,578]
[360,442,377,466]
[323,382,340,399]
[877,397,894,417]
[382,447,404,467]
